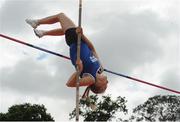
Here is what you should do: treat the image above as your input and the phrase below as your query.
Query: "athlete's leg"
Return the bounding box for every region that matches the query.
[26,13,65,28]
[34,28,65,38]
[43,28,65,36]
[37,13,62,25]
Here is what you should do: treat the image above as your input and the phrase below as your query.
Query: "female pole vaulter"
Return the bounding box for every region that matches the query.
[26,12,108,98]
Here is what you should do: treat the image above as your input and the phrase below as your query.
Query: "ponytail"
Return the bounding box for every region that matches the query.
[82,86,90,98]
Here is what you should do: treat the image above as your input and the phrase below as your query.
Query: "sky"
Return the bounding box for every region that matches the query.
[0,0,180,121]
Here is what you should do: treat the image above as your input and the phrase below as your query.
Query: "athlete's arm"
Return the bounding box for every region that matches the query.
[76,27,104,69]
[81,34,100,59]
[66,72,95,87]
[76,27,96,53]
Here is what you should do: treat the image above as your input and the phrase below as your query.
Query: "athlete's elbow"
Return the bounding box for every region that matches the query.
[66,82,75,87]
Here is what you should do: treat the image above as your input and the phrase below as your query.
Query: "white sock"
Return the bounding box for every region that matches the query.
[34,29,45,38]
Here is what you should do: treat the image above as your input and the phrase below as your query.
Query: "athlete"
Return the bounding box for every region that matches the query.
[26,12,108,98]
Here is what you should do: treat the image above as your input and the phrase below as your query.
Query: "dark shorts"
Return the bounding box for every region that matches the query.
[65,28,83,46]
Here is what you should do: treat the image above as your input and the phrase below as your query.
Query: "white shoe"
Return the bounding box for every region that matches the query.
[25,19,39,29]
[34,29,45,38]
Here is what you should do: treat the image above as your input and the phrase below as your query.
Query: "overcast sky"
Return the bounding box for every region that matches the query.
[0,0,180,121]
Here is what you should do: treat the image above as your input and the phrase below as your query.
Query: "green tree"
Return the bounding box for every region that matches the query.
[69,95,128,121]
[0,103,54,121]
[132,95,180,121]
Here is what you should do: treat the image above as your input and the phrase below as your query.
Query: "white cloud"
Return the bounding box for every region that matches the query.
[0,0,47,34]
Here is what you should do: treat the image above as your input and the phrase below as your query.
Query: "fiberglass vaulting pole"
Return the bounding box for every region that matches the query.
[76,0,82,121]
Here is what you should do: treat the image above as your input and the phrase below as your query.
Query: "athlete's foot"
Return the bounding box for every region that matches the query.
[34,29,45,38]
[25,19,39,29]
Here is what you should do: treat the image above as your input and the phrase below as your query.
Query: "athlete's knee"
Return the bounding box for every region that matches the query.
[57,12,65,18]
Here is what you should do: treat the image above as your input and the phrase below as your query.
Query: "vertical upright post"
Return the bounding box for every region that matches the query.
[76,0,82,121]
